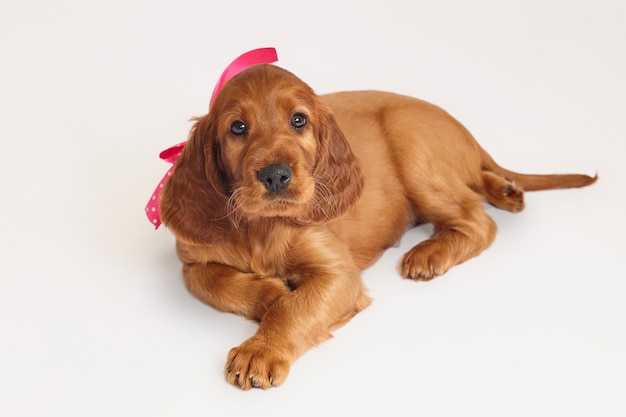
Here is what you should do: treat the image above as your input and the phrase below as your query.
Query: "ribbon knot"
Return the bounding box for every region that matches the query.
[145,48,279,228]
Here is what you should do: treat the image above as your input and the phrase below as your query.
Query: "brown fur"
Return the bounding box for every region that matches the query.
[160,64,596,390]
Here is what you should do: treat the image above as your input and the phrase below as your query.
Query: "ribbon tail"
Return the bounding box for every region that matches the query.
[145,166,174,229]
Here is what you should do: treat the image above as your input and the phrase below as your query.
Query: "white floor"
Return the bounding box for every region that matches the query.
[2,1,624,416]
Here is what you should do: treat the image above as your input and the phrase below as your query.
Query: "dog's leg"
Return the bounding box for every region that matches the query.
[182,263,291,321]
[224,232,372,390]
[401,187,497,280]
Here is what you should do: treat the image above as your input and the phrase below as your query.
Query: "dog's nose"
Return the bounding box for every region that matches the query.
[257,163,293,192]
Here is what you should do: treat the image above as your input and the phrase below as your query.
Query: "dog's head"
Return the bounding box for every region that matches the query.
[160,65,363,243]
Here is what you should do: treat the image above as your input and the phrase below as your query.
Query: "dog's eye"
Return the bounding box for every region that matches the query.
[290,113,307,129]
[230,121,248,136]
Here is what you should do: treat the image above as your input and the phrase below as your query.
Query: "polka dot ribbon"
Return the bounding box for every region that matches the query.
[145,47,279,228]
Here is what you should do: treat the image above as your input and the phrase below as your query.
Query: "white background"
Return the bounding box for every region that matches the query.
[2,0,624,415]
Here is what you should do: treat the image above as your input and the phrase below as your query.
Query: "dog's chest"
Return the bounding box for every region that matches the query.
[244,223,293,276]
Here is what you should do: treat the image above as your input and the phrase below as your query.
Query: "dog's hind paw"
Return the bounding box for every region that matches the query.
[482,172,525,213]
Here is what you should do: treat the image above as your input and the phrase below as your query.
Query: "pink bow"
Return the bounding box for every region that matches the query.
[145,47,279,228]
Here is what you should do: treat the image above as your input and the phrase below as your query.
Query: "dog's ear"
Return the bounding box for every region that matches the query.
[160,116,231,244]
[302,105,364,223]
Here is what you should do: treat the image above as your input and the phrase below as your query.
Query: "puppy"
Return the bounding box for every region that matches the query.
[160,64,596,389]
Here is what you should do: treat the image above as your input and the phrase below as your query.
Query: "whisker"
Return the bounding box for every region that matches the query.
[312,178,337,221]
[225,187,244,231]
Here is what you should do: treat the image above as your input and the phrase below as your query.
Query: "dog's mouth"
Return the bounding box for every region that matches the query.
[257,191,305,216]
[228,184,313,221]
[230,196,306,222]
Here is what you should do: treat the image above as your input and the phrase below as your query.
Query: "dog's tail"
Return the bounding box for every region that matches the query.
[482,153,598,191]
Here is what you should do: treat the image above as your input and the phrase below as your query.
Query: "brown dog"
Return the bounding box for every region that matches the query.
[160,64,596,390]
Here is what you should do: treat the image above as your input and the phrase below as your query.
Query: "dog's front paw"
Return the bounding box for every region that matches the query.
[401,239,455,281]
[225,337,291,390]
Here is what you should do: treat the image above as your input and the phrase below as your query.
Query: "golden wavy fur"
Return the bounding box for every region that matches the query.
[160,64,596,389]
